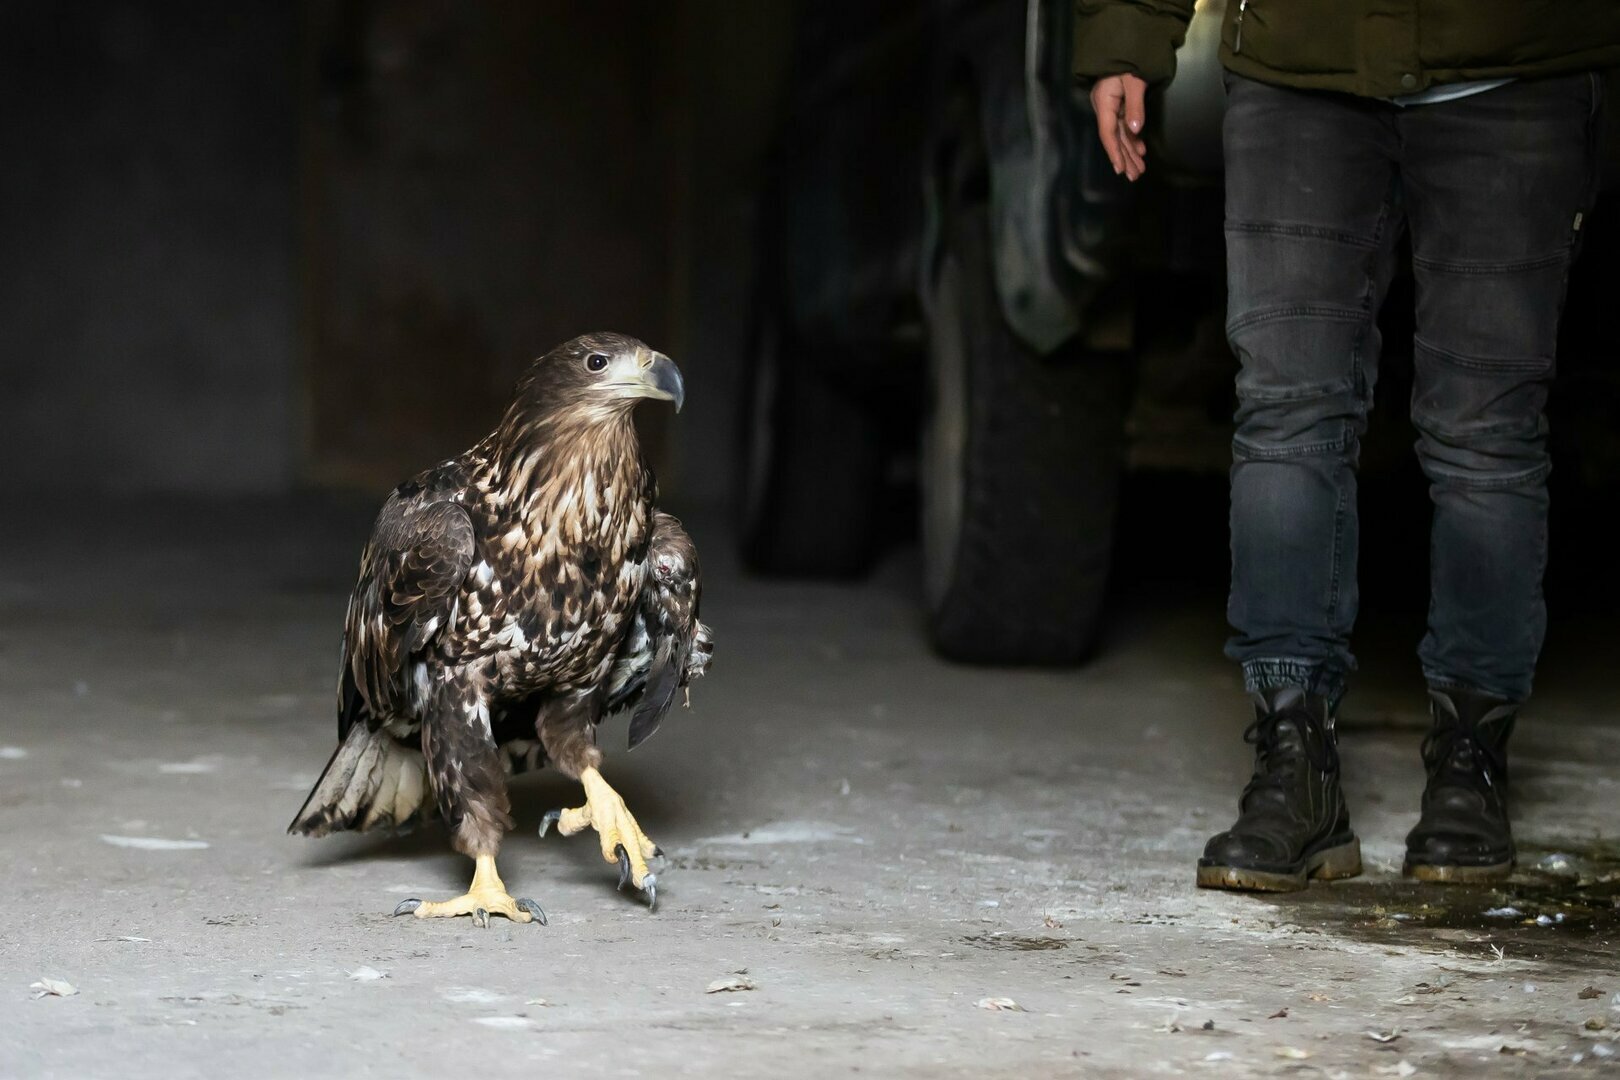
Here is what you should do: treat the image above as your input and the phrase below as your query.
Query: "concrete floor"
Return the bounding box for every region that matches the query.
[3,496,1619,1079]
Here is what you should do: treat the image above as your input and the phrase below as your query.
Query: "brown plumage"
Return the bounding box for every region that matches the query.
[289,332,711,922]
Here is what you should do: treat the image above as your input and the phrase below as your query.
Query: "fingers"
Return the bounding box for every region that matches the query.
[1090,79,1126,176]
[1121,75,1149,179]
[1091,74,1150,181]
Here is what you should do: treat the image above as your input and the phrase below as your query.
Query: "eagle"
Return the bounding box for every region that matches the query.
[289,332,712,923]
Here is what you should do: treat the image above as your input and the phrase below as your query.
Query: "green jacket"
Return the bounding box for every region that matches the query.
[1073,0,1620,99]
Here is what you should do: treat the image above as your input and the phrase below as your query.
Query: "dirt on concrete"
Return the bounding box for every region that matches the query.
[2,497,1617,1078]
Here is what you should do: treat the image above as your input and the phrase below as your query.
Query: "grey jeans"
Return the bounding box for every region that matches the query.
[1222,71,1603,706]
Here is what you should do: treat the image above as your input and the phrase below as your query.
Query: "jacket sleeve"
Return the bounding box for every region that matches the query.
[1072,0,1196,84]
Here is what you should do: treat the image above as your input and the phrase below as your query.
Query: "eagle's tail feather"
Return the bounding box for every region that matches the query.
[287,725,430,837]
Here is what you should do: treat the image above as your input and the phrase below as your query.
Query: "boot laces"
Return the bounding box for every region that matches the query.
[1422,723,1505,790]
[1240,709,1334,798]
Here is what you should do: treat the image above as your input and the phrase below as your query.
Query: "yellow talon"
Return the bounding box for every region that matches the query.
[393,854,546,926]
[546,767,659,893]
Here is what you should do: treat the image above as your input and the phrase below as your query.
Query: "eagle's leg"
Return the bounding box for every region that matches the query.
[540,767,661,904]
[394,701,545,926]
[393,854,546,927]
[537,704,661,908]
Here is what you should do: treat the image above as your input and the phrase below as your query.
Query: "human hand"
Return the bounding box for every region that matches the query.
[1090,73,1149,181]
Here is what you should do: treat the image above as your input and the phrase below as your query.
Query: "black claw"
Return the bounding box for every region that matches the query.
[653,846,665,859]
[473,907,490,928]
[392,898,421,917]
[516,898,548,926]
[539,809,562,838]
[615,844,632,891]
[644,875,658,913]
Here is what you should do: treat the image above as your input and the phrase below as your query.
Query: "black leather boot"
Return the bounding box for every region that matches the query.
[1197,687,1362,892]
[1403,688,1517,883]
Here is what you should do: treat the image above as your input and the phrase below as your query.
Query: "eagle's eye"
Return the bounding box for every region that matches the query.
[585,352,610,372]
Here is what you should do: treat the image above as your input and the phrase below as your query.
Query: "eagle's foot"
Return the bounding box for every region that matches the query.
[540,767,660,909]
[392,854,546,927]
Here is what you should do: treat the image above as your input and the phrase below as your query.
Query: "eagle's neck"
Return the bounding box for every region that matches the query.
[483,412,648,540]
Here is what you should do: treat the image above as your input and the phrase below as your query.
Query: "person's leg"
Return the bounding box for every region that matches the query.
[1222,80,1403,707]
[1397,72,1603,881]
[1201,76,1402,892]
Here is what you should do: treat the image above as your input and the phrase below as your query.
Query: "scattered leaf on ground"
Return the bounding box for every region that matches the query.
[30,979,78,998]
[706,976,756,994]
[1584,1016,1607,1031]
[524,998,553,1007]
[1366,1029,1401,1044]
[975,997,1024,1012]
[1580,986,1605,1000]
[1274,1046,1310,1060]
[1269,1007,1289,1019]
[1306,992,1333,1003]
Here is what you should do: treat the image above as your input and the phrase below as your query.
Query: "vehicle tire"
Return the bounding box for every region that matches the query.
[922,201,1127,664]
[738,312,885,577]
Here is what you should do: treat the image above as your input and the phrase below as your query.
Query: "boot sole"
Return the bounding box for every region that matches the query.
[1196,836,1363,893]
[1403,858,1514,884]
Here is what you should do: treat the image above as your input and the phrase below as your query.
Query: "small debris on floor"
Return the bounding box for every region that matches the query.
[30,978,78,998]
[1584,1016,1607,1032]
[99,835,210,851]
[1579,986,1605,1000]
[1268,1007,1288,1019]
[346,967,387,981]
[1537,853,1580,877]
[1374,1061,1417,1078]
[706,975,756,994]
[1274,1046,1310,1060]
[975,997,1023,1012]
[1366,1029,1401,1044]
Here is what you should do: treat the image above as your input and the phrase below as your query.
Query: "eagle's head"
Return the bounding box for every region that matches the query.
[513,332,685,425]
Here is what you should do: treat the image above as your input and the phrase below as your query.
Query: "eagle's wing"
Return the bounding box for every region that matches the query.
[605,512,711,749]
[289,486,474,837]
[343,494,475,732]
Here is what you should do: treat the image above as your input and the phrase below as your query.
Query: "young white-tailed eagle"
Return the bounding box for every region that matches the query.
[289,332,713,923]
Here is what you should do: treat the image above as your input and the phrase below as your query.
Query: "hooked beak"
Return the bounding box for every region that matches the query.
[638,351,685,413]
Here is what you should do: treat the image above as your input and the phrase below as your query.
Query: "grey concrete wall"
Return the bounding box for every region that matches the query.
[0,1,297,494]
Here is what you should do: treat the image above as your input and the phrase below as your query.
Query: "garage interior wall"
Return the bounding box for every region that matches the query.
[1,1,792,505]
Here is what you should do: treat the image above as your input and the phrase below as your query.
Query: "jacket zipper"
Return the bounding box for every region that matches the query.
[1234,0,1249,53]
